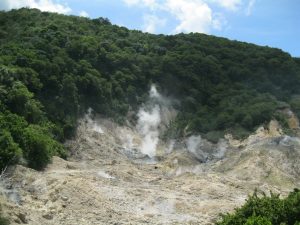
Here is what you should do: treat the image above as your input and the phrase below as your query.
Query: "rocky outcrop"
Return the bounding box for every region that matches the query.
[281,108,300,129]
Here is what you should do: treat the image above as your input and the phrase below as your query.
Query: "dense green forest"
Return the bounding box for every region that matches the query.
[1,8,300,170]
[217,189,300,225]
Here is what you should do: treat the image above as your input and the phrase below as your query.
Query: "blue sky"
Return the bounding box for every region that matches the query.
[0,0,299,57]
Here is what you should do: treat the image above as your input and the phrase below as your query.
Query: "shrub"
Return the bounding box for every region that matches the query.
[0,130,22,170]
[0,216,9,225]
[217,189,300,225]
[21,125,65,170]
[22,127,52,170]
[244,216,272,225]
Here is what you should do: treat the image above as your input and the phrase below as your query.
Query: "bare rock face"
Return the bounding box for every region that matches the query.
[1,119,300,225]
[225,120,283,148]
[280,108,300,129]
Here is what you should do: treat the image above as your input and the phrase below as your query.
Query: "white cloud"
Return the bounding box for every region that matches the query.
[246,0,255,16]
[123,0,219,33]
[143,14,166,33]
[210,0,242,11]
[79,10,89,17]
[143,0,159,10]
[212,13,227,30]
[0,0,71,14]
[123,0,140,6]
[122,0,254,34]
[123,0,159,10]
[165,0,214,33]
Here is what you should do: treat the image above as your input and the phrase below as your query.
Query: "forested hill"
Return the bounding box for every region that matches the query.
[1,8,300,170]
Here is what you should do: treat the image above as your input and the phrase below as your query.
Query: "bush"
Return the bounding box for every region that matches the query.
[22,127,52,170]
[0,130,22,169]
[217,189,300,225]
[204,131,224,143]
[21,125,64,170]
[0,216,9,225]
[244,216,272,225]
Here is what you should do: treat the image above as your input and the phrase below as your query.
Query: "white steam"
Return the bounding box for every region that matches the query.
[0,183,21,204]
[121,132,135,150]
[97,170,115,179]
[166,139,176,154]
[150,85,161,98]
[85,108,104,134]
[136,85,163,158]
[92,123,104,134]
[174,165,203,176]
[186,135,229,161]
[136,85,176,158]
[186,135,207,161]
[135,84,178,158]
[213,139,228,159]
[186,135,201,155]
[279,135,300,147]
[0,176,21,205]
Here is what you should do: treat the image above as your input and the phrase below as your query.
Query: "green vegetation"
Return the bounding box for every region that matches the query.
[217,189,300,225]
[0,213,9,225]
[1,8,300,169]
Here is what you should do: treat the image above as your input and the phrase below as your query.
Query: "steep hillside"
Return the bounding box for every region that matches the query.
[1,7,300,225]
[1,8,300,171]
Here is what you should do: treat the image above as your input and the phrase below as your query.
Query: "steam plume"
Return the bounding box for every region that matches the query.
[85,108,104,134]
[136,85,162,158]
[186,135,207,161]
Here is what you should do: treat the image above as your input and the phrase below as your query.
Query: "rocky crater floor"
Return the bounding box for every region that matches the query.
[1,118,300,225]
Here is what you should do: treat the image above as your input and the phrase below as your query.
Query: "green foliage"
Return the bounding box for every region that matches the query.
[0,112,28,144]
[244,216,272,225]
[0,111,65,170]
[0,130,22,169]
[204,131,225,143]
[217,189,300,225]
[6,81,45,124]
[0,216,9,225]
[1,8,300,169]
[21,125,65,170]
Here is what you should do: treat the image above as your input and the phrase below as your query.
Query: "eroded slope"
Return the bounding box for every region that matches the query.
[1,117,300,225]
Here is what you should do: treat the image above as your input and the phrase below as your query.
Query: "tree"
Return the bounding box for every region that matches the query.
[7,81,44,123]
[21,125,52,170]
[0,130,22,170]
